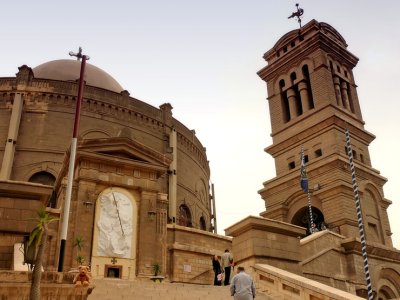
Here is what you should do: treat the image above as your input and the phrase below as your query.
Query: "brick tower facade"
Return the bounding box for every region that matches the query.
[257,20,393,246]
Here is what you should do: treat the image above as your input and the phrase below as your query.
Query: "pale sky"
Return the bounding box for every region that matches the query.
[2,1,399,248]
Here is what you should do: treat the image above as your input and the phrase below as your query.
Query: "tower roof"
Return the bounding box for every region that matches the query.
[262,19,351,65]
[32,59,124,93]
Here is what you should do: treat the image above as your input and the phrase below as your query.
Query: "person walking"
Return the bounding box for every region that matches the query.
[230,266,256,300]
[221,249,233,285]
[211,255,222,286]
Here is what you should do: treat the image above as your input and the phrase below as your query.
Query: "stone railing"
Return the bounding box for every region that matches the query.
[253,264,364,300]
[0,270,93,300]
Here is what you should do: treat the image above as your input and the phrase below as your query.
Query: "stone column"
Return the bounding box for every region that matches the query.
[157,193,168,276]
[287,88,297,120]
[333,77,343,107]
[0,93,23,180]
[168,129,177,223]
[298,81,310,112]
[340,81,350,110]
[159,103,173,130]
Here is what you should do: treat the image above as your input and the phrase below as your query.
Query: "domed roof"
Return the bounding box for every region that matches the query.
[33,59,124,93]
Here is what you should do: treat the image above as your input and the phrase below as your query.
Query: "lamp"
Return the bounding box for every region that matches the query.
[148,211,156,220]
[83,201,93,208]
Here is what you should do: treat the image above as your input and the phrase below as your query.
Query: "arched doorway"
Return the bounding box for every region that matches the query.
[28,171,56,186]
[291,206,325,234]
[376,268,400,300]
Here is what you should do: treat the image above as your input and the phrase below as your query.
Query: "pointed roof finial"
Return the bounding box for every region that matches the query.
[288,3,304,28]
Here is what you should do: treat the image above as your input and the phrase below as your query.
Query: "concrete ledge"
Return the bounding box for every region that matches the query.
[225,215,306,237]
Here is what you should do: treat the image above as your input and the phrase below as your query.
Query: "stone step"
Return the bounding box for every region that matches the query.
[89,279,270,300]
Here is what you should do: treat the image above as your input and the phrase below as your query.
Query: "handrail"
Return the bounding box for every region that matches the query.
[190,268,212,281]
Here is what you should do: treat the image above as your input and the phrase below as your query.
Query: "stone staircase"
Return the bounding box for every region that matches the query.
[89,278,272,300]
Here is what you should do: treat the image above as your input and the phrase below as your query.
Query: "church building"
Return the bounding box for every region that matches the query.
[226,19,400,299]
[0,58,230,282]
[0,16,399,300]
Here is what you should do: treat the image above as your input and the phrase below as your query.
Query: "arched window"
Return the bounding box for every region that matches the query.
[302,65,314,109]
[199,216,206,230]
[290,72,297,83]
[178,204,192,227]
[279,79,290,123]
[28,171,56,186]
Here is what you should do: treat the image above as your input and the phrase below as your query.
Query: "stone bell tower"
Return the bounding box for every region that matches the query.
[257,19,393,246]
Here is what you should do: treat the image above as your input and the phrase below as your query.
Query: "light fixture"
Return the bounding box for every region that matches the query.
[148,211,156,220]
[83,201,93,208]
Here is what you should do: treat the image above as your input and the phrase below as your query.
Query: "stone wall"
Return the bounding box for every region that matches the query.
[0,181,53,270]
[226,216,306,275]
[166,224,231,284]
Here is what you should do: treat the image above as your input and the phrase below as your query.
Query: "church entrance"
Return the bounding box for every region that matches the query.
[91,187,137,279]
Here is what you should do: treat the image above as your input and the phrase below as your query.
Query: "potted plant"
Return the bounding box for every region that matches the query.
[76,254,85,266]
[74,237,85,266]
[150,262,164,283]
[68,236,86,281]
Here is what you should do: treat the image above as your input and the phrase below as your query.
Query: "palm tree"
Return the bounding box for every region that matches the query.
[28,207,58,300]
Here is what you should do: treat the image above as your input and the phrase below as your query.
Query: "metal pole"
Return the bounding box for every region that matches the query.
[58,48,89,271]
[345,129,373,300]
[211,183,217,233]
[300,147,314,233]
[306,190,314,233]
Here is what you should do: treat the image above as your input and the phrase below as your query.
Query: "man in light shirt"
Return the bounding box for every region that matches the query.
[230,266,256,300]
[221,249,233,285]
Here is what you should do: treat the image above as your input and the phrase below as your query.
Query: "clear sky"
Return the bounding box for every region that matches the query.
[1,0,399,248]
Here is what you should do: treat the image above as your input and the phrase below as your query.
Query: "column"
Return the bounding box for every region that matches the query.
[287,88,298,120]
[333,77,342,107]
[168,128,177,223]
[340,81,350,110]
[156,192,168,276]
[298,81,310,112]
[0,93,23,180]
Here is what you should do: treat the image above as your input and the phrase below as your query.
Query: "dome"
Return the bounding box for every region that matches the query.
[33,59,124,93]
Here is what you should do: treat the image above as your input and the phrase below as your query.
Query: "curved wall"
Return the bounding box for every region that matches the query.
[0,64,211,231]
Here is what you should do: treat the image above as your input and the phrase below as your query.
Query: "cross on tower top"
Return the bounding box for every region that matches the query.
[288,3,304,28]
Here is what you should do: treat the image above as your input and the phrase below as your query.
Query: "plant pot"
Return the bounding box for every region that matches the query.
[150,275,165,283]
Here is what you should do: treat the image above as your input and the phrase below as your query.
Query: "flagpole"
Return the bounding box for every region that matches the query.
[344,129,373,300]
[58,47,89,272]
[300,147,314,233]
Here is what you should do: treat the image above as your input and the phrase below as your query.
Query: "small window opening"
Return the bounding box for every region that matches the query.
[288,161,296,169]
[199,216,206,230]
[304,155,309,163]
[315,149,322,157]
